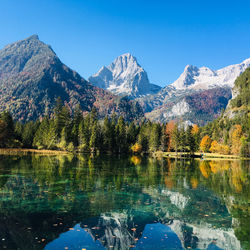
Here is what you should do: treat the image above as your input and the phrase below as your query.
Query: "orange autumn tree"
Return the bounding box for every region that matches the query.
[231,125,243,155]
[191,124,199,135]
[165,120,176,151]
[200,135,212,152]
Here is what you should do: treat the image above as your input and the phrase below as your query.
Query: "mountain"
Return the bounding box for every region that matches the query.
[171,58,250,90]
[201,67,250,157]
[0,35,144,121]
[88,53,161,98]
[138,59,250,125]
[224,67,250,119]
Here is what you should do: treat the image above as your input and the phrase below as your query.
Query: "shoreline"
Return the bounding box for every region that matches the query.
[0,148,248,160]
[0,148,69,155]
[160,151,248,160]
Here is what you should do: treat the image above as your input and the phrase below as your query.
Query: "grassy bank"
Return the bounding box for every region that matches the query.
[0,148,69,156]
[161,151,245,160]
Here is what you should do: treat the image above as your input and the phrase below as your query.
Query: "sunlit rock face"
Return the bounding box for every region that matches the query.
[89,53,161,98]
[168,99,191,117]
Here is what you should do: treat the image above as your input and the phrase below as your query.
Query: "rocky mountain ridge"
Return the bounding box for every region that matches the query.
[0,35,143,121]
[89,53,161,98]
[138,58,250,125]
[171,58,250,90]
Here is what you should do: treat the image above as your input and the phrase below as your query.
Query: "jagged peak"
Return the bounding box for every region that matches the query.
[112,52,139,67]
[183,64,199,72]
[118,52,135,59]
[242,57,250,64]
[25,34,40,41]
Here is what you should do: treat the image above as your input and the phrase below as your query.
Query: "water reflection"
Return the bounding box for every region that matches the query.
[0,155,249,249]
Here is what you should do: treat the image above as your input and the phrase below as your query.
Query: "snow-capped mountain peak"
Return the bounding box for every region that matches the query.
[171,58,250,90]
[108,53,142,79]
[88,53,161,98]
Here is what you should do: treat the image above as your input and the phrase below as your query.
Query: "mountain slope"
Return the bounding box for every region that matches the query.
[0,35,144,121]
[138,59,250,125]
[224,67,250,119]
[202,67,250,157]
[88,53,161,98]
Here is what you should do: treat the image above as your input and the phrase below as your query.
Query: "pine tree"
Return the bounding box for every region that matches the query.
[171,125,180,153]
[178,126,186,152]
[103,116,112,153]
[90,121,101,153]
[22,121,38,148]
[149,123,161,152]
[33,117,50,149]
[46,120,58,149]
[71,105,83,147]
[127,122,137,147]
[186,126,195,153]
[0,119,8,147]
[0,111,14,141]
[115,116,127,153]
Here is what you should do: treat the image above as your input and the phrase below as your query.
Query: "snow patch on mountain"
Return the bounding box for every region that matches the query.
[89,53,161,98]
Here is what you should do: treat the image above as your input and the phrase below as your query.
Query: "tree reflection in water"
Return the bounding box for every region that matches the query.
[0,155,249,249]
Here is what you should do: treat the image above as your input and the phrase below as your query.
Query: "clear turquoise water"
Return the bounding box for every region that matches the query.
[0,155,249,250]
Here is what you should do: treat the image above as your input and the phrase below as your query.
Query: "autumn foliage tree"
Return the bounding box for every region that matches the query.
[131,143,142,154]
[165,120,176,151]
[200,135,212,152]
[231,125,243,155]
[210,140,230,154]
[210,140,219,153]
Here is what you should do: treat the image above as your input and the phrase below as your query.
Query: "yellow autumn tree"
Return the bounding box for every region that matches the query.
[221,145,230,155]
[231,125,243,155]
[131,143,142,154]
[200,135,212,152]
[210,140,219,153]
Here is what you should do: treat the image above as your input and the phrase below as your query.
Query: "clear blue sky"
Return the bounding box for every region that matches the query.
[1,0,250,86]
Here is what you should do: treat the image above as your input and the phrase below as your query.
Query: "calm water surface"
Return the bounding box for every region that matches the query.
[0,155,249,250]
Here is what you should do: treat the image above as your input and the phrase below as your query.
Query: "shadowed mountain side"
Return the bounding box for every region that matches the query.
[0,36,144,122]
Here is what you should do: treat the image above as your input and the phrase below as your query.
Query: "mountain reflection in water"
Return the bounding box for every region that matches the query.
[0,155,249,250]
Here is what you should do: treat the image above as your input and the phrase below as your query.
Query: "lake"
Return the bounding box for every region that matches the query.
[0,154,249,250]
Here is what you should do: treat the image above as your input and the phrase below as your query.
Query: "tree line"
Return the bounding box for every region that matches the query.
[0,98,249,157]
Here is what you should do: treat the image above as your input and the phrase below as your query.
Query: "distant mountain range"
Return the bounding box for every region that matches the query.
[171,58,250,90]
[89,53,161,98]
[0,35,143,121]
[137,58,250,125]
[0,35,249,124]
